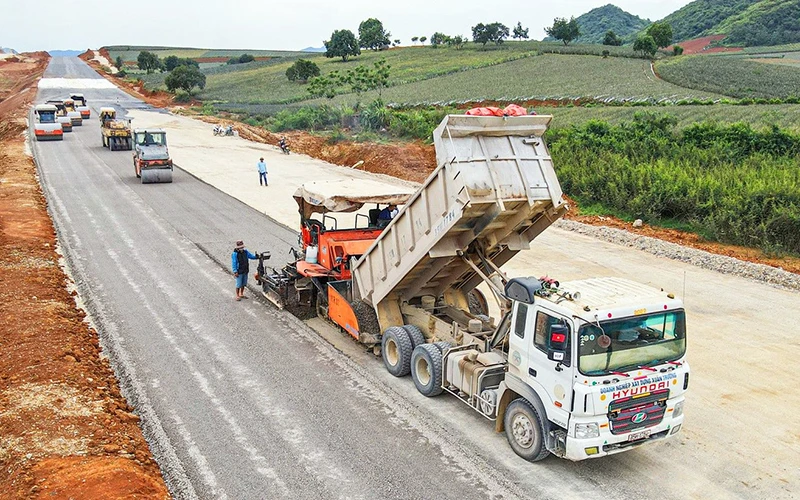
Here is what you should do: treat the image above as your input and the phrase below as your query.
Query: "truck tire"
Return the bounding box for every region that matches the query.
[504,398,550,462]
[402,325,425,349]
[410,343,444,397]
[433,341,452,355]
[381,326,413,377]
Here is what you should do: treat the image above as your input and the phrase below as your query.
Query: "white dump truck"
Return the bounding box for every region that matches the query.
[33,104,64,141]
[333,114,688,461]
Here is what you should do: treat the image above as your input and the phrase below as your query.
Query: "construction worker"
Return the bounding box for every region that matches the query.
[231,240,258,301]
[257,157,268,186]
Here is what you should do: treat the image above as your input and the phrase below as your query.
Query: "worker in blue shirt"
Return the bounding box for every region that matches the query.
[257,157,268,186]
[232,240,258,301]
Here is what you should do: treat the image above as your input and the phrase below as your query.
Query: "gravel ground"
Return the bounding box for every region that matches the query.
[556,220,800,292]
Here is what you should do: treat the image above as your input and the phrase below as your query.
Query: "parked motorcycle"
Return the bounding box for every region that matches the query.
[213,125,235,137]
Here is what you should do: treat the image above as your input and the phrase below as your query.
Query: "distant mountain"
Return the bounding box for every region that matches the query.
[0,47,18,54]
[301,46,326,53]
[544,4,650,44]
[48,50,83,57]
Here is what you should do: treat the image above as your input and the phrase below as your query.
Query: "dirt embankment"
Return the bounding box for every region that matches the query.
[0,53,168,498]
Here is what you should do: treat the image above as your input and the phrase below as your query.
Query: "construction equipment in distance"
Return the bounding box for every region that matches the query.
[62,98,83,126]
[133,129,173,183]
[259,113,689,463]
[33,104,64,141]
[45,99,72,132]
[70,93,91,119]
[99,107,132,151]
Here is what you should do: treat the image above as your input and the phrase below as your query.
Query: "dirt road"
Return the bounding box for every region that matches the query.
[130,106,800,498]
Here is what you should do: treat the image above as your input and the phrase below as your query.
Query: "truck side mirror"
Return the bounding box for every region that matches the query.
[547,324,569,362]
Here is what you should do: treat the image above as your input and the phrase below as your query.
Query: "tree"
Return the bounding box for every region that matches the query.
[164,65,206,93]
[307,71,342,99]
[512,22,529,40]
[471,22,510,46]
[419,36,427,44]
[286,59,321,82]
[115,55,124,70]
[430,32,450,47]
[646,22,673,49]
[137,51,162,74]
[633,34,658,58]
[673,45,684,56]
[603,30,623,46]
[238,53,255,63]
[393,39,401,47]
[164,56,199,72]
[359,18,391,51]
[446,35,466,49]
[545,17,581,46]
[411,36,419,44]
[325,29,361,61]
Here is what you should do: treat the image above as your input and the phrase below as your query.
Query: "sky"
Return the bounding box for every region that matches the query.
[1,0,696,52]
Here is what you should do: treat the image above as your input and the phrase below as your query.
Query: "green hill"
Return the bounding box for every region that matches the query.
[714,0,800,46]
[661,0,760,42]
[544,4,650,44]
[660,0,800,46]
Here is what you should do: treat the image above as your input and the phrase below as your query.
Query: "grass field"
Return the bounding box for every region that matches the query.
[656,54,800,99]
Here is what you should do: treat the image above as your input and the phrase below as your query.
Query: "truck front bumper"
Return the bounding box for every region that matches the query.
[564,407,684,461]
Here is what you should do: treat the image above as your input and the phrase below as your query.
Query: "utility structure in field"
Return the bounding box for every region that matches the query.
[258,113,689,462]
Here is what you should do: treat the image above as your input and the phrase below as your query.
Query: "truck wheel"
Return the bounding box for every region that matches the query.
[433,341,452,355]
[504,399,550,462]
[468,289,489,316]
[381,326,413,377]
[410,343,444,397]
[402,325,425,349]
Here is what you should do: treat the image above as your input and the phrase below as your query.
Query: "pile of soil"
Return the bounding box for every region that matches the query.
[0,53,168,498]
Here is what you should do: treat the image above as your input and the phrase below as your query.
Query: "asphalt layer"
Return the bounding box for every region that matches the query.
[33,57,531,499]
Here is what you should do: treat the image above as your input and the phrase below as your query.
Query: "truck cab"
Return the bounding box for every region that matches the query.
[501,277,688,460]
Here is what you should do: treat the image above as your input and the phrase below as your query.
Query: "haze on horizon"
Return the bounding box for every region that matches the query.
[3,0,695,53]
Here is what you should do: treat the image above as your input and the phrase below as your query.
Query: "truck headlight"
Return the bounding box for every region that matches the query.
[673,401,685,418]
[575,423,600,439]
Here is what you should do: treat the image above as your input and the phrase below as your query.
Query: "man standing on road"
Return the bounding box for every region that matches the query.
[257,157,268,186]
[232,240,258,301]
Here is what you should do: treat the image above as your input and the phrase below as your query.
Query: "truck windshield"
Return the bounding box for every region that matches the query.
[578,310,686,376]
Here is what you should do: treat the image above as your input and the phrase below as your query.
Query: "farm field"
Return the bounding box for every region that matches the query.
[200,52,723,107]
[656,54,800,99]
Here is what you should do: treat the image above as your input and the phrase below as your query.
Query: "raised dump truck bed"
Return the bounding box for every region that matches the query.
[352,114,568,308]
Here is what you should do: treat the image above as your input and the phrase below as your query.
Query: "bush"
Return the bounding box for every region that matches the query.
[271,105,342,131]
[548,117,800,254]
[286,59,321,82]
[238,53,255,63]
[360,99,390,131]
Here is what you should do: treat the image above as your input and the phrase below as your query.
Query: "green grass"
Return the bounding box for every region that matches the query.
[741,42,800,53]
[106,46,306,63]
[656,54,800,99]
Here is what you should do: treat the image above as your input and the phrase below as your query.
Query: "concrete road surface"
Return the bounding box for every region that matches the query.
[32,57,799,499]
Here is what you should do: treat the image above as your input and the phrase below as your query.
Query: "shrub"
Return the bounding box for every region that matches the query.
[286,59,321,82]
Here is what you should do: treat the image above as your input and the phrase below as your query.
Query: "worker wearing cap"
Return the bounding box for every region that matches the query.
[257,157,268,186]
[231,240,258,301]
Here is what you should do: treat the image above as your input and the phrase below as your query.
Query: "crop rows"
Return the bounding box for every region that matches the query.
[656,55,800,99]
